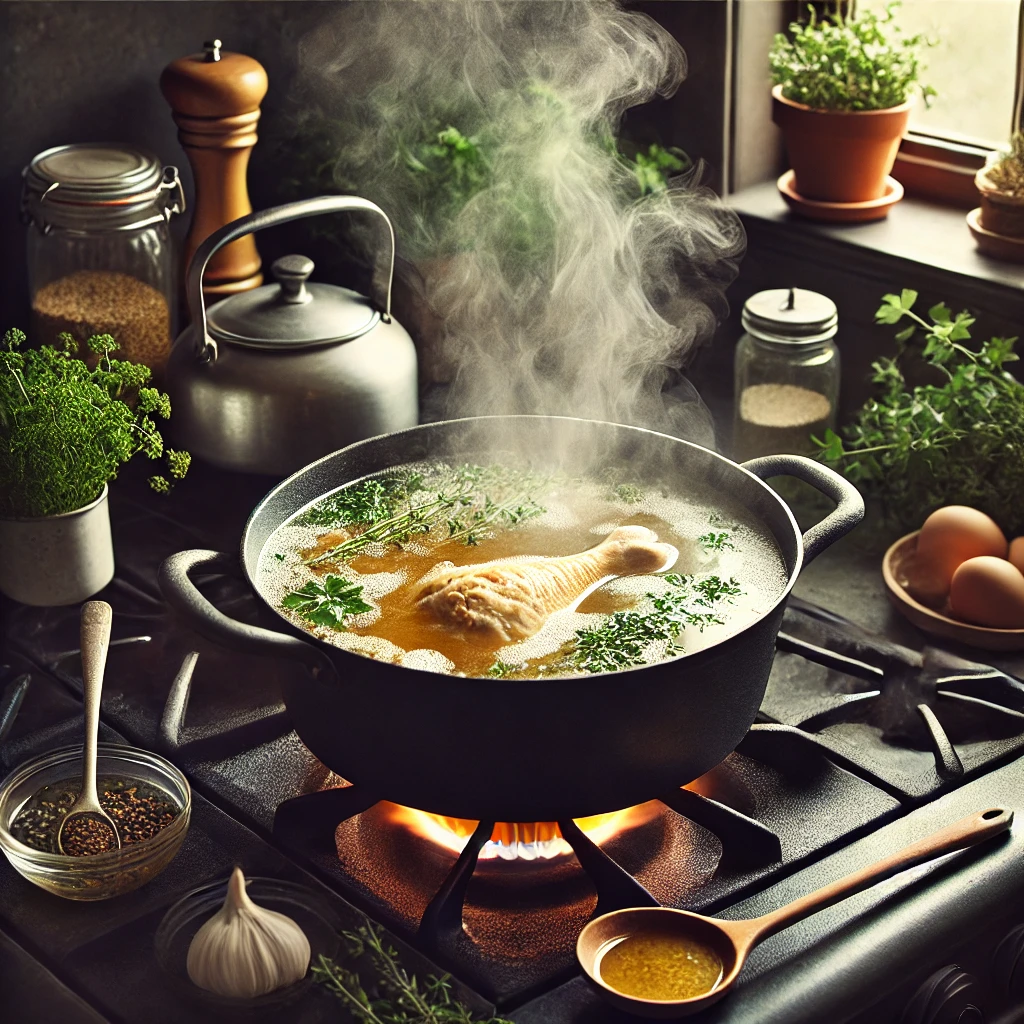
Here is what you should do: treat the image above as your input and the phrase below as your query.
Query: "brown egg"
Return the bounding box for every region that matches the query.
[906,506,1008,608]
[950,556,1024,629]
[1009,537,1024,576]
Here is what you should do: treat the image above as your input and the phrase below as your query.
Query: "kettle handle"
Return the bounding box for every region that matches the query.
[186,195,397,361]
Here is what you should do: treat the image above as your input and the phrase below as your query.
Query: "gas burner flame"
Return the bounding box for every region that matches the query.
[385,802,663,861]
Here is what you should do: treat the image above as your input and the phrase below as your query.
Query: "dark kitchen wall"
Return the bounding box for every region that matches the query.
[0,0,730,332]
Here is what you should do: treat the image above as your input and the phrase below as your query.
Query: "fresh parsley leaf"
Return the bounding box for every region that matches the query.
[698,530,735,552]
[282,576,373,629]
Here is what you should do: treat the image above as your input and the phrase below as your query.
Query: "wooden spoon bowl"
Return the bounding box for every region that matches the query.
[578,807,1012,1018]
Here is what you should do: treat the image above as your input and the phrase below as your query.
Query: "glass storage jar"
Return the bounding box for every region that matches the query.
[732,287,839,462]
[22,143,185,373]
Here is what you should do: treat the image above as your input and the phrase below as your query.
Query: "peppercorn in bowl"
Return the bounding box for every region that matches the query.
[0,744,190,900]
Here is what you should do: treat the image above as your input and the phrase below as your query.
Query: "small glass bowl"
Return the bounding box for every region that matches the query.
[155,875,343,1010]
[0,743,191,900]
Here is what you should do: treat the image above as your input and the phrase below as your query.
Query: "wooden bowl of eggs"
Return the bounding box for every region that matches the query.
[883,506,1024,651]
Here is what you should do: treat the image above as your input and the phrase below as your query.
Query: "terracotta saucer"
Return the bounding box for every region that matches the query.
[777,170,904,223]
[966,207,1024,263]
[882,531,1024,651]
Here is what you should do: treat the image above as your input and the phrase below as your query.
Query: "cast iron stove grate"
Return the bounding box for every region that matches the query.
[765,598,1024,800]
[147,638,899,1007]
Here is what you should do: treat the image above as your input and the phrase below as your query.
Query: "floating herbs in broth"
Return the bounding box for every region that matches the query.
[261,462,787,678]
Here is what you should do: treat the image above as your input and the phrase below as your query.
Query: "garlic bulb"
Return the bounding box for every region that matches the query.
[187,868,311,998]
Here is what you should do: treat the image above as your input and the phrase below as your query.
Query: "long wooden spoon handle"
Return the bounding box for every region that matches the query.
[79,601,112,804]
[739,807,1013,947]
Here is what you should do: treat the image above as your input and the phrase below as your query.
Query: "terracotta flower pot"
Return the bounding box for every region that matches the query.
[771,84,913,204]
[975,164,1024,238]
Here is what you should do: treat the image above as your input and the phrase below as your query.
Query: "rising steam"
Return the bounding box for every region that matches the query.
[297,0,745,447]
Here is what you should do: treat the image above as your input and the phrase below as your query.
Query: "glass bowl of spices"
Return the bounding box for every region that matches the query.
[0,743,190,900]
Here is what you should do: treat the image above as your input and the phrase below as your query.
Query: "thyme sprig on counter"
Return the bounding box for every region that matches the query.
[313,924,512,1024]
[282,575,372,629]
[304,465,546,565]
[566,573,742,675]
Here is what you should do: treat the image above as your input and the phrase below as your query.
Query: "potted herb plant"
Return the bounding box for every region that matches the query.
[0,328,189,606]
[769,2,935,207]
[970,132,1024,260]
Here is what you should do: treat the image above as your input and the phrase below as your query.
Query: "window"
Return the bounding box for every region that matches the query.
[860,0,1021,149]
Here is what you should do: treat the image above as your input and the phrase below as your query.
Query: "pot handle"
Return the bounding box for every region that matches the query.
[186,195,397,361]
[741,454,864,564]
[158,549,333,678]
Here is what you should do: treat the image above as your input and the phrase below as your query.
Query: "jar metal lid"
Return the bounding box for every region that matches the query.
[205,254,380,349]
[21,143,184,231]
[742,287,838,344]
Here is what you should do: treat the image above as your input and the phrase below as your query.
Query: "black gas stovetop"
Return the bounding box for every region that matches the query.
[2,465,1024,1024]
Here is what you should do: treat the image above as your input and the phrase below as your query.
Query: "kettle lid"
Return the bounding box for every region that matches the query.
[206,254,380,349]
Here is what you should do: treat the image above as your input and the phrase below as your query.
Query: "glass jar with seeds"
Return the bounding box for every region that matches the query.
[0,743,190,900]
[732,287,839,462]
[22,144,185,375]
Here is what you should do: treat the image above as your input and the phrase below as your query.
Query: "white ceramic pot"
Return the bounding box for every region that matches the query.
[0,485,115,606]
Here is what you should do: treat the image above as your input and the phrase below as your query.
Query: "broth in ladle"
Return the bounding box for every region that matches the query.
[259,461,787,678]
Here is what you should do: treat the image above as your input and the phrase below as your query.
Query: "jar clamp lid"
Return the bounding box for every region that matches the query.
[742,287,838,345]
[21,143,185,231]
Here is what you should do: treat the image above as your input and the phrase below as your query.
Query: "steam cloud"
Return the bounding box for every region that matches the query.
[298,0,745,448]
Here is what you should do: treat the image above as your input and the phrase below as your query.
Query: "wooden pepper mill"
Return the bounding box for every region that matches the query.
[160,39,268,297]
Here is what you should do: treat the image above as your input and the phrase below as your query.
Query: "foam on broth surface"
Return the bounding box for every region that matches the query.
[258,461,789,678]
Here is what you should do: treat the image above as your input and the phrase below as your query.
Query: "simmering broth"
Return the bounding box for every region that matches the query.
[259,461,788,678]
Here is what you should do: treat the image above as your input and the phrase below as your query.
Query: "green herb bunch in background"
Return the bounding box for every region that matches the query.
[816,291,1024,535]
[770,1,935,112]
[283,110,690,266]
[0,328,189,518]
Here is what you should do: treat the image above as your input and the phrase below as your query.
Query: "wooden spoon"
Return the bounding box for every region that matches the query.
[57,601,122,856]
[577,807,1012,1019]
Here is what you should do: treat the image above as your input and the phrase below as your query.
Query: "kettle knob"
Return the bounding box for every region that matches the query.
[272,254,314,305]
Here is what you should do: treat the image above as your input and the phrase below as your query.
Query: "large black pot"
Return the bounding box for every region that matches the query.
[158,416,863,822]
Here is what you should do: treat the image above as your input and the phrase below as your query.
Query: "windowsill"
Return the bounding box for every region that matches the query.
[727,181,1023,297]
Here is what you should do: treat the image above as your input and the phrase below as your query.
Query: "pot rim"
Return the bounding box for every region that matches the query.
[241,414,808,680]
[0,483,108,524]
[771,83,915,117]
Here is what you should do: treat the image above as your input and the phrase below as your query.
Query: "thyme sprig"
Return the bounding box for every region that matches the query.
[566,573,742,675]
[815,289,1024,535]
[313,924,512,1024]
[0,328,188,518]
[304,465,546,565]
[300,473,425,529]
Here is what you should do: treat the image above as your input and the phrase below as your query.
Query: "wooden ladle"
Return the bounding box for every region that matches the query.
[577,807,1012,1019]
[57,601,121,856]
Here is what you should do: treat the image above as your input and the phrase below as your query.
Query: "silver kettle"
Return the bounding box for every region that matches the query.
[166,195,418,475]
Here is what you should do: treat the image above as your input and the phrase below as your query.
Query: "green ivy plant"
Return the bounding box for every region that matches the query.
[770,2,936,112]
[980,132,1024,197]
[0,329,189,518]
[815,290,1024,535]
